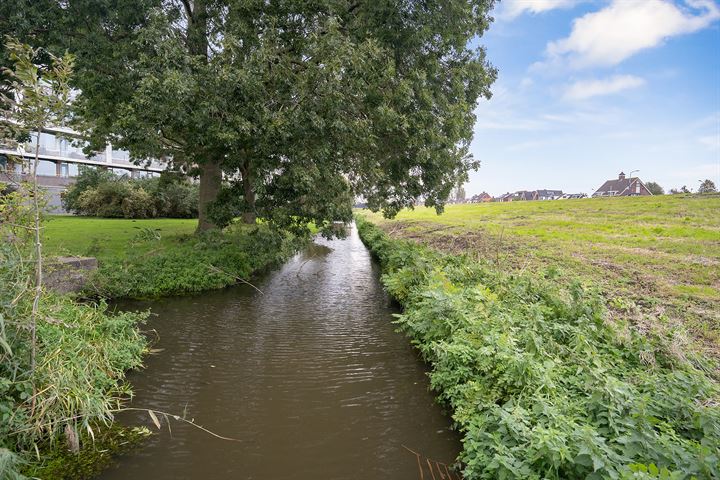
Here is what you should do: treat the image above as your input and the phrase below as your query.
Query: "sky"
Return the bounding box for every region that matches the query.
[465,0,720,196]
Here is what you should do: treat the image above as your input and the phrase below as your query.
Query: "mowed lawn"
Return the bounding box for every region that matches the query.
[43,216,198,262]
[360,194,720,358]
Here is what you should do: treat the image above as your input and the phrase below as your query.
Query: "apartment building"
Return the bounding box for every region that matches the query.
[0,126,164,212]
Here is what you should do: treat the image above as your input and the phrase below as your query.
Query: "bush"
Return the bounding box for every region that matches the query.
[61,166,117,214]
[76,181,133,218]
[121,188,156,219]
[135,176,198,218]
[87,224,305,299]
[356,217,720,480]
[63,168,198,219]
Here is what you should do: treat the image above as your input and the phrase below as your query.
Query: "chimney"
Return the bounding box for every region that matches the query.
[618,172,626,180]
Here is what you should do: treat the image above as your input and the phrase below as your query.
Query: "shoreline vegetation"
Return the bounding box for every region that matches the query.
[43,216,308,300]
[356,214,719,479]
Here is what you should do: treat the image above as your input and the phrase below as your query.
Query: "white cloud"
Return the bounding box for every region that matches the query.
[564,75,646,100]
[698,134,720,149]
[499,0,583,19]
[542,0,720,69]
[669,163,720,184]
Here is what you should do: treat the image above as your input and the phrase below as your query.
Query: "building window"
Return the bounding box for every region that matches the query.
[636,182,641,194]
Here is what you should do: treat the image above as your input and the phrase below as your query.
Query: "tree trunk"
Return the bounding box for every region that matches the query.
[196,159,222,232]
[241,160,256,224]
[187,0,220,233]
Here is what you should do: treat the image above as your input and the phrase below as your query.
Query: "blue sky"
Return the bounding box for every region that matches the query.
[465,0,720,196]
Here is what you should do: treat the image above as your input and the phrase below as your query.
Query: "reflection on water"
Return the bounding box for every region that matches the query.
[98,224,460,480]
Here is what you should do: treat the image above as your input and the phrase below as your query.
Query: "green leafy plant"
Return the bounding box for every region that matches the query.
[88,224,305,299]
[63,168,199,219]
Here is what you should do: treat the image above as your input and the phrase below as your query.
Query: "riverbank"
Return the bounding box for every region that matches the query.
[356,216,720,479]
[0,290,149,479]
[43,216,308,299]
[360,194,720,360]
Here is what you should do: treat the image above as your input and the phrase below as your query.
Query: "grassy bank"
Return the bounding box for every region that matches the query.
[356,217,719,479]
[43,216,306,299]
[1,185,157,479]
[43,217,197,262]
[0,290,149,479]
[360,194,720,358]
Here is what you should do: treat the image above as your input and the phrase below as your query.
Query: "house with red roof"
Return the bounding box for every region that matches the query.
[592,172,652,197]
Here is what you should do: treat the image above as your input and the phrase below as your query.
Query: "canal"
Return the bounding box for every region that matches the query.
[99,224,460,479]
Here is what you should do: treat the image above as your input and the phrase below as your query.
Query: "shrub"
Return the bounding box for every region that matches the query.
[76,181,133,218]
[135,176,198,218]
[87,224,305,299]
[356,217,720,480]
[63,168,199,219]
[121,187,156,219]
[61,166,118,214]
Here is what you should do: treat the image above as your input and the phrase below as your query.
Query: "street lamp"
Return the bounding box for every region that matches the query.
[629,169,639,179]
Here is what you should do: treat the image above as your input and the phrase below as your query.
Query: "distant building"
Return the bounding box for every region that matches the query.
[535,189,563,200]
[497,191,530,202]
[496,189,563,202]
[592,172,652,197]
[470,192,492,203]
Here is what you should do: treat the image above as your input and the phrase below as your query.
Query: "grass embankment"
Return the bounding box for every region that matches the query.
[43,216,305,299]
[360,194,720,358]
[0,288,149,479]
[357,218,719,479]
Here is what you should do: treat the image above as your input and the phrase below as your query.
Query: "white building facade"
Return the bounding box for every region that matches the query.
[0,126,165,212]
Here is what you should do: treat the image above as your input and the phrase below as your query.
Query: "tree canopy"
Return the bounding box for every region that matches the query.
[1,0,497,235]
[698,179,717,194]
[645,181,664,196]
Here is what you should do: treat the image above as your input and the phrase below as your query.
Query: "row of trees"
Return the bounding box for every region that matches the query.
[0,0,498,235]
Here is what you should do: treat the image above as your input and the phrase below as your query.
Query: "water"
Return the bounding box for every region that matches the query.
[99,224,460,479]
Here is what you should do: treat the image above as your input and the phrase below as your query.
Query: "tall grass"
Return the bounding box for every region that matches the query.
[1,189,147,478]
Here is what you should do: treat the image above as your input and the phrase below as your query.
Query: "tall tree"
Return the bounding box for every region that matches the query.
[1,0,497,234]
[454,184,467,203]
[698,179,717,194]
[645,181,664,195]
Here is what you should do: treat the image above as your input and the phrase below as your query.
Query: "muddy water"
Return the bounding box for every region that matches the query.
[99,224,460,480]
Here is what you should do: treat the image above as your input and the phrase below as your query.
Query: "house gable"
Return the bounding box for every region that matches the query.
[593,173,653,197]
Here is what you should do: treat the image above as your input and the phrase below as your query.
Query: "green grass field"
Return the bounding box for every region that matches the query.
[43,216,198,262]
[360,194,720,358]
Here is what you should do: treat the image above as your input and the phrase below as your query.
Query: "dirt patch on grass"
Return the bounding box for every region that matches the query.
[381,221,526,263]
